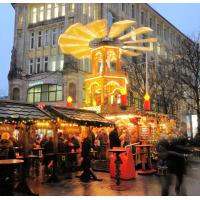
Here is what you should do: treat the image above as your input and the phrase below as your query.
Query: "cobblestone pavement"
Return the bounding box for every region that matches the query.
[25,161,200,196]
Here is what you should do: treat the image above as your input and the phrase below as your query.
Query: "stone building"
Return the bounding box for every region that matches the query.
[8,3,190,114]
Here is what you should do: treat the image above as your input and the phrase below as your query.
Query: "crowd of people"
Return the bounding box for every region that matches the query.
[1,124,198,195]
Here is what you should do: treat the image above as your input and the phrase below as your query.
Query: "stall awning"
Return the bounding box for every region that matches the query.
[45,105,114,127]
[0,100,51,122]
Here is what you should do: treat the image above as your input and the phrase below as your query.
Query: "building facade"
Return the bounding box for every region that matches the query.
[8,3,189,114]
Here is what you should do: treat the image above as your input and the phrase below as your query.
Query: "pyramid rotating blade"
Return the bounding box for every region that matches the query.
[122,49,141,57]
[118,27,153,41]
[122,45,152,52]
[63,23,96,41]
[124,37,157,44]
[86,19,108,38]
[108,20,135,39]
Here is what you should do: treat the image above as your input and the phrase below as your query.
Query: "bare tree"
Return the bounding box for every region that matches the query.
[123,55,183,115]
[173,37,200,134]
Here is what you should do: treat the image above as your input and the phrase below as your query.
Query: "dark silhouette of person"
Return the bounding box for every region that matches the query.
[43,136,54,175]
[157,136,191,196]
[109,126,121,148]
[79,131,102,182]
[0,132,16,195]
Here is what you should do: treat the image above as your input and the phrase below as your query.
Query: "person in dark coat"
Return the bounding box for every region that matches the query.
[0,132,16,195]
[43,136,54,175]
[79,131,102,182]
[157,136,190,196]
[109,126,121,148]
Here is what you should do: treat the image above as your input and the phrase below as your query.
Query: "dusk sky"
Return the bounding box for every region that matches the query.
[0,3,200,97]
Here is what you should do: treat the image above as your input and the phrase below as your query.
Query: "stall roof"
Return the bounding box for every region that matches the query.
[0,100,51,121]
[45,105,114,127]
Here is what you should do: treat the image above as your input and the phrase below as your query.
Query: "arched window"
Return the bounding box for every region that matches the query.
[69,83,76,103]
[27,84,63,103]
[12,88,20,100]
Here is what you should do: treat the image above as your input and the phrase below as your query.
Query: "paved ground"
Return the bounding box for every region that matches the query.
[25,160,200,196]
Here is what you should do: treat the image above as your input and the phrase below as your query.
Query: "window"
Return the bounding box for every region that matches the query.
[46,4,52,20]
[149,17,153,28]
[39,5,44,21]
[32,7,37,23]
[44,57,48,72]
[59,55,64,71]
[44,30,49,46]
[141,11,144,24]
[94,4,98,19]
[50,56,56,71]
[54,3,59,18]
[59,26,64,34]
[69,83,76,102]
[27,84,63,103]
[83,4,86,14]
[12,88,20,101]
[52,28,57,46]
[37,31,42,48]
[61,3,65,16]
[30,32,34,49]
[157,42,161,55]
[88,4,91,17]
[36,58,41,73]
[157,24,160,35]
[122,4,125,12]
[132,5,135,18]
[68,17,74,24]
[83,58,91,72]
[69,3,75,13]
[29,59,33,74]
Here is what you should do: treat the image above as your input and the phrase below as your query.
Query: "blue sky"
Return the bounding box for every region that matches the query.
[0,3,200,97]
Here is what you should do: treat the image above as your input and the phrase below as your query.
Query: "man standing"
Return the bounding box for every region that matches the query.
[79,131,102,182]
[109,126,121,148]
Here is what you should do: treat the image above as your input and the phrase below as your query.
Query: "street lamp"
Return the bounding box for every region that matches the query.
[144,52,151,111]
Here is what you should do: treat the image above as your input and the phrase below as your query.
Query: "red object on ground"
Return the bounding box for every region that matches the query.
[144,100,150,111]
[110,147,136,180]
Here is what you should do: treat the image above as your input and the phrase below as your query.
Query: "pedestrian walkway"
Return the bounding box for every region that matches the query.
[15,161,200,196]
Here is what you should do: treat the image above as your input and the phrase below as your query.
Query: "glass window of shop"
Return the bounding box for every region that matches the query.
[44,57,48,72]
[32,7,37,23]
[36,58,41,73]
[30,32,34,49]
[54,3,59,18]
[61,4,65,16]
[29,59,34,74]
[39,5,44,21]
[37,31,42,48]
[49,56,56,71]
[52,28,57,46]
[46,4,52,20]
[69,3,75,13]
[27,84,63,103]
[59,55,64,71]
[44,30,49,46]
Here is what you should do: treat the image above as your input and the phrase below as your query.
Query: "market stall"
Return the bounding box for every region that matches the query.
[0,100,52,195]
[44,105,114,141]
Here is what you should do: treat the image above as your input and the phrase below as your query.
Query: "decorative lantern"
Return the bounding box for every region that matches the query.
[144,93,150,111]
[120,88,128,109]
[66,96,73,108]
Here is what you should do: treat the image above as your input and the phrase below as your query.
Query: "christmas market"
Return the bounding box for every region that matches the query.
[2,3,200,196]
